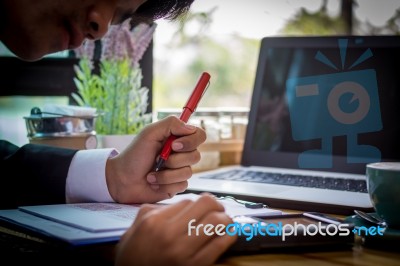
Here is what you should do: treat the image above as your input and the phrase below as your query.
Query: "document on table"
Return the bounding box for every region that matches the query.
[19,202,139,232]
[0,202,139,245]
[0,209,127,245]
[0,193,282,246]
[159,193,283,217]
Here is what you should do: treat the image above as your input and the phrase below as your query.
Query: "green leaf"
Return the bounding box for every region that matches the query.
[72,58,150,135]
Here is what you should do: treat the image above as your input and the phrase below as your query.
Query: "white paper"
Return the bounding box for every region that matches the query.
[0,193,282,246]
[159,193,282,217]
[19,202,139,232]
[0,209,126,245]
[0,203,140,246]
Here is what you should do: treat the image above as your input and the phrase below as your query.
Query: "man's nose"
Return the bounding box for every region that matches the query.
[86,11,110,40]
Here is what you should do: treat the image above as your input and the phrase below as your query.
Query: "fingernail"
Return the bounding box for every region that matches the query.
[147,174,157,183]
[184,124,196,130]
[150,184,160,190]
[172,142,184,150]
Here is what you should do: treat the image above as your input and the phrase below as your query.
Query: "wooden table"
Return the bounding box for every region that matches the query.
[1,216,399,266]
[216,244,400,266]
[213,213,400,266]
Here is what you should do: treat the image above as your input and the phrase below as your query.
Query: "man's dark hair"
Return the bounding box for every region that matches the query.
[132,0,195,25]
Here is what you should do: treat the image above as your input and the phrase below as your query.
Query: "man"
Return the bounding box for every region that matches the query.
[0,0,237,265]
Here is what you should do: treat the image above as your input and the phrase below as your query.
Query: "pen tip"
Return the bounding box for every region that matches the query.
[154,158,165,172]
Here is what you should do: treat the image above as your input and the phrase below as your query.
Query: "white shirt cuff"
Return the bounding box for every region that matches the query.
[66,148,119,203]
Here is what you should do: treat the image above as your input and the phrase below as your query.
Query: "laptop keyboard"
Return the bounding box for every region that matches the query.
[200,169,368,193]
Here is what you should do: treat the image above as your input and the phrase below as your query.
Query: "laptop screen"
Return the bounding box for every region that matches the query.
[243,36,400,174]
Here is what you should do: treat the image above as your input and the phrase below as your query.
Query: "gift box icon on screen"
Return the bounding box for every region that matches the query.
[286,39,382,168]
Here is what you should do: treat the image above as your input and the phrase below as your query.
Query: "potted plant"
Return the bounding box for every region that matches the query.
[72,19,156,151]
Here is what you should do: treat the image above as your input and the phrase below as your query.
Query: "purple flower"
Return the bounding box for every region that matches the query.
[74,18,156,65]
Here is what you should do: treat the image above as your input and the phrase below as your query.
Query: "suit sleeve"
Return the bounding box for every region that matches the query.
[0,140,78,209]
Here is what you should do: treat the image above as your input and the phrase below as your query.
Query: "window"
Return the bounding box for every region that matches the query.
[152,0,400,112]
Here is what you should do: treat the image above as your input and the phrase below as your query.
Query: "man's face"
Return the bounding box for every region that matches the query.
[0,0,146,61]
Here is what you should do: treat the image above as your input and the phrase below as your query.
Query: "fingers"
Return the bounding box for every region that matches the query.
[183,211,234,251]
[157,116,206,150]
[142,116,204,142]
[105,115,207,206]
[121,201,194,244]
[186,210,237,266]
[140,194,224,227]
[117,195,236,266]
[170,195,225,228]
[147,166,192,185]
[148,199,196,220]
[191,229,237,266]
[120,203,159,240]
[163,195,236,265]
[170,127,206,153]
[148,181,188,197]
[146,166,192,198]
[163,150,201,169]
[135,203,160,220]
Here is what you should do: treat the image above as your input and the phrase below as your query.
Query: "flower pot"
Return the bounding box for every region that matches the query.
[97,134,136,152]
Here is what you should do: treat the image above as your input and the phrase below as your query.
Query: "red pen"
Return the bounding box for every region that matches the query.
[154,72,211,171]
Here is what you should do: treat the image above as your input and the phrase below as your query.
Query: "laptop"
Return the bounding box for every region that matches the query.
[187,35,400,215]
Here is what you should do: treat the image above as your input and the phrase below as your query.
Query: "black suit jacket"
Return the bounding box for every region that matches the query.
[0,140,78,209]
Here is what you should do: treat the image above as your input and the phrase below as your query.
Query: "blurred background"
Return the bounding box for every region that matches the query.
[1,0,400,147]
[153,0,400,110]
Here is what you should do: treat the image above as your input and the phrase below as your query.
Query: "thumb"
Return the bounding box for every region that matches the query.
[143,116,197,141]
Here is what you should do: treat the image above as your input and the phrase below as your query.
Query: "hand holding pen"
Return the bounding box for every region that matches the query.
[154,72,211,171]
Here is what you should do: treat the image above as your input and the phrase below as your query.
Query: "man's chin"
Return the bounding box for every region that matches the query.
[5,44,45,62]
[16,51,45,62]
